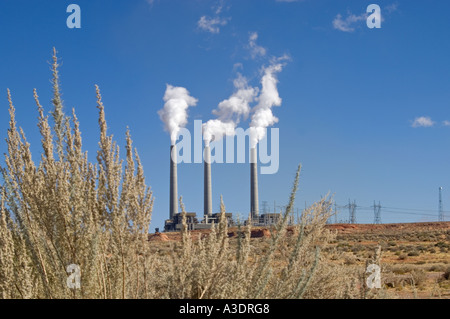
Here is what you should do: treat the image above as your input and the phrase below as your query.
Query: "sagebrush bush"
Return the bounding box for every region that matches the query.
[149,180,358,299]
[442,267,450,281]
[0,50,154,298]
[0,50,359,299]
[410,269,427,287]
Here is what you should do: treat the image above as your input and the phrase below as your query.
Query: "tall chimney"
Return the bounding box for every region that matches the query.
[170,145,178,219]
[204,146,212,218]
[250,147,259,219]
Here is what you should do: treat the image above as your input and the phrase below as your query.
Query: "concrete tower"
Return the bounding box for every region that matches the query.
[170,145,178,219]
[250,147,259,219]
[204,146,212,218]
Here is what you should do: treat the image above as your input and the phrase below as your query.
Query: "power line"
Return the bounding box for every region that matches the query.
[337,204,450,215]
[382,209,438,217]
[267,196,449,224]
[334,203,446,220]
[382,206,447,213]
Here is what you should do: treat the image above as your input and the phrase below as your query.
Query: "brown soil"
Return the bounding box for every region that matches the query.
[250,228,271,238]
[326,222,450,234]
[152,222,450,240]
[148,232,169,242]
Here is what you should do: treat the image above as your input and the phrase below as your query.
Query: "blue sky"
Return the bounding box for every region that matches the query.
[1,0,450,230]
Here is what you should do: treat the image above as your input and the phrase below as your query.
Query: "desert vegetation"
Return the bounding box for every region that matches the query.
[325,223,450,298]
[0,51,449,299]
[0,50,154,299]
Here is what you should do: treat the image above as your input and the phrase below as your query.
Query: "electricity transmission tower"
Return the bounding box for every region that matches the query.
[261,201,270,215]
[348,200,357,224]
[373,201,382,224]
[439,187,444,222]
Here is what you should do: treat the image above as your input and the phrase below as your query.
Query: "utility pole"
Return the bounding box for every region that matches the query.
[439,187,444,222]
[373,201,382,224]
[334,202,338,224]
[262,201,269,215]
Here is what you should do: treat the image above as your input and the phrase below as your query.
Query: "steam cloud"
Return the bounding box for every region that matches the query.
[203,60,286,148]
[203,74,257,146]
[249,62,285,148]
[158,84,198,145]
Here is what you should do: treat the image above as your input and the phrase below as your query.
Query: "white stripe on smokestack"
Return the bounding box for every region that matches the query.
[204,146,212,217]
[250,147,259,219]
[170,145,178,219]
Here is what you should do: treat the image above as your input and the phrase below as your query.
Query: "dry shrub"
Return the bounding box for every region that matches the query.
[0,50,359,299]
[442,267,450,281]
[0,50,154,299]
[428,264,446,272]
[149,169,358,299]
[344,254,357,265]
[398,254,408,261]
[391,264,414,275]
[407,250,420,257]
[410,269,427,287]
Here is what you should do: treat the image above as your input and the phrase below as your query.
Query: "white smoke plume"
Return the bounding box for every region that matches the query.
[158,84,198,145]
[203,74,257,146]
[250,61,285,148]
[202,119,236,147]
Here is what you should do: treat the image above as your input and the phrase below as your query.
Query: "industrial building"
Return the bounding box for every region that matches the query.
[163,144,282,232]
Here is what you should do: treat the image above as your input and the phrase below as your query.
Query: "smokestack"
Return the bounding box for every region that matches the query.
[204,146,212,217]
[170,145,178,219]
[250,147,259,219]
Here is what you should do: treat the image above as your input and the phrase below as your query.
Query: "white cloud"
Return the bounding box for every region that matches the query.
[198,1,230,34]
[333,13,367,32]
[411,117,435,128]
[248,32,267,59]
[385,3,399,14]
[214,0,225,14]
[443,120,450,127]
[333,4,397,32]
[233,62,243,71]
[198,16,229,34]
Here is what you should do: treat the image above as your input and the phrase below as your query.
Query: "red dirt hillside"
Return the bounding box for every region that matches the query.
[327,222,450,235]
[148,222,450,241]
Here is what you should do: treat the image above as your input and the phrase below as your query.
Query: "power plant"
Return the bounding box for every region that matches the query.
[159,61,288,232]
[164,145,284,232]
